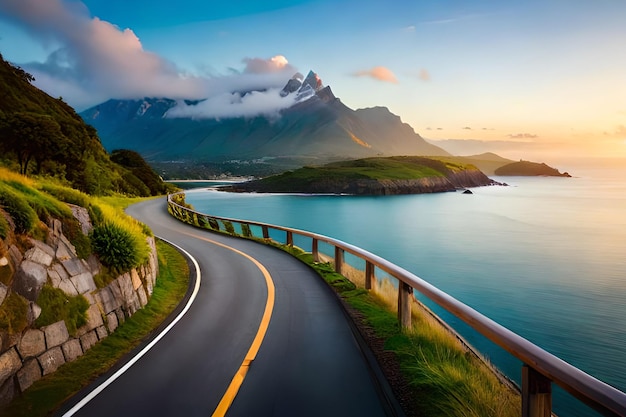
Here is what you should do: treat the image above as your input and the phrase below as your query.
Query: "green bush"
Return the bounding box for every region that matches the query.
[0,184,39,234]
[90,222,142,273]
[241,223,252,238]
[34,286,89,336]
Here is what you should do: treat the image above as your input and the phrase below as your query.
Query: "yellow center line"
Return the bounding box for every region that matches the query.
[180,231,275,417]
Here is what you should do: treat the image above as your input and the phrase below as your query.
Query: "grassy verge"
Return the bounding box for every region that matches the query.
[286,249,520,417]
[2,240,190,417]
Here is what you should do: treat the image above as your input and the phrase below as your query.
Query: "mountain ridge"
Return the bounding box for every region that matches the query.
[81,71,449,176]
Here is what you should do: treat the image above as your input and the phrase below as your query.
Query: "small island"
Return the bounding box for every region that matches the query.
[223,156,502,195]
[494,161,571,177]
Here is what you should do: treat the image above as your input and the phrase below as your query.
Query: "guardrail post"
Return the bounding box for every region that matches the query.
[397,282,412,328]
[262,225,269,239]
[286,231,293,246]
[334,247,344,274]
[312,238,319,262]
[522,365,552,417]
[365,261,375,290]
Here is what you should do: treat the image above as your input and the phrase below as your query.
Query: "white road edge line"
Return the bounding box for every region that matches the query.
[62,237,201,417]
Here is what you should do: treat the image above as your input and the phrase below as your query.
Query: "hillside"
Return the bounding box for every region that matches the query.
[224,156,500,195]
[495,161,572,177]
[0,54,169,196]
[80,71,449,177]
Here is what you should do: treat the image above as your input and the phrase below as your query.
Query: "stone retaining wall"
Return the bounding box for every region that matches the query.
[0,208,158,407]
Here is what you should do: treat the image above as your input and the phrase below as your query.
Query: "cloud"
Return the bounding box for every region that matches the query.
[353,66,398,84]
[508,133,538,139]
[462,126,472,130]
[0,0,296,114]
[418,68,430,81]
[166,88,298,120]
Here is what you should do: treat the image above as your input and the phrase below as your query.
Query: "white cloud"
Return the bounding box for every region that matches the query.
[166,88,298,120]
[0,0,297,115]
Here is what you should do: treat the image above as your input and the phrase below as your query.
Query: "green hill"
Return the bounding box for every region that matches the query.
[225,156,499,195]
[494,161,571,177]
[0,53,169,196]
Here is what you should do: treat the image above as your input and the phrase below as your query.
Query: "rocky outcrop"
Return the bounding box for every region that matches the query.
[494,161,571,177]
[0,211,159,407]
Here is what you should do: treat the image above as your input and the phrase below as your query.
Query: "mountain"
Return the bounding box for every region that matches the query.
[0,53,168,196]
[81,71,449,177]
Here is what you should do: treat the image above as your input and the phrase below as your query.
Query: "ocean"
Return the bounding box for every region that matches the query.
[184,159,626,416]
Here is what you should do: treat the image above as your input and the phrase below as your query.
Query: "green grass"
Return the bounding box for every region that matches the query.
[1,240,190,417]
[34,286,89,336]
[0,292,29,335]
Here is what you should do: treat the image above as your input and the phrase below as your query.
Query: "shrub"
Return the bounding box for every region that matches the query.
[62,217,92,259]
[34,286,89,336]
[241,223,252,238]
[90,222,142,273]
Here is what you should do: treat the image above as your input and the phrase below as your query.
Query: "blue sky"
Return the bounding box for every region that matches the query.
[1,0,625,158]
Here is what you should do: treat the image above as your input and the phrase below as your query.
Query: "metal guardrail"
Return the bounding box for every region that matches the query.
[167,193,626,417]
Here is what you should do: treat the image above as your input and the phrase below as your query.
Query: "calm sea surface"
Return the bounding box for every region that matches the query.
[185,160,626,416]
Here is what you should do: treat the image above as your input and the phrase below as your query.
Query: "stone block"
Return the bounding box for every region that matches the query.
[8,245,23,268]
[47,266,62,287]
[61,258,88,277]
[25,240,55,266]
[52,262,69,280]
[69,204,92,235]
[77,304,104,336]
[51,219,62,237]
[17,358,42,392]
[13,260,47,301]
[55,238,75,262]
[0,256,7,266]
[137,285,148,307]
[17,329,46,359]
[106,312,118,333]
[62,339,83,362]
[27,302,42,325]
[44,320,70,348]
[70,272,96,294]
[58,278,79,296]
[0,348,21,386]
[96,325,108,340]
[0,376,17,408]
[38,347,65,375]
[80,331,98,352]
[0,282,7,305]
[97,286,121,314]
[131,269,142,290]
[115,308,125,325]
[87,254,100,276]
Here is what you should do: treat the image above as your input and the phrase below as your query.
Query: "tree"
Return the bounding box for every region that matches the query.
[0,112,64,175]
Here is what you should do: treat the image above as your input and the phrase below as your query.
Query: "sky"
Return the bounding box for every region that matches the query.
[1,0,625,160]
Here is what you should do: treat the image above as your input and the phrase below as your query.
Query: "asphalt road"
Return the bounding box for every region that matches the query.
[57,197,401,417]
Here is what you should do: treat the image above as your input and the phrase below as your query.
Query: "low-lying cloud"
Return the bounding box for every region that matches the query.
[0,0,297,117]
[353,66,398,84]
[508,133,538,139]
[166,88,298,120]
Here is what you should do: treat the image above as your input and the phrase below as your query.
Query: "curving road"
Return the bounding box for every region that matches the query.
[56,197,402,417]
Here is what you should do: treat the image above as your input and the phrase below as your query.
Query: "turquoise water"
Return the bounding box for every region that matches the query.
[185,162,626,416]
